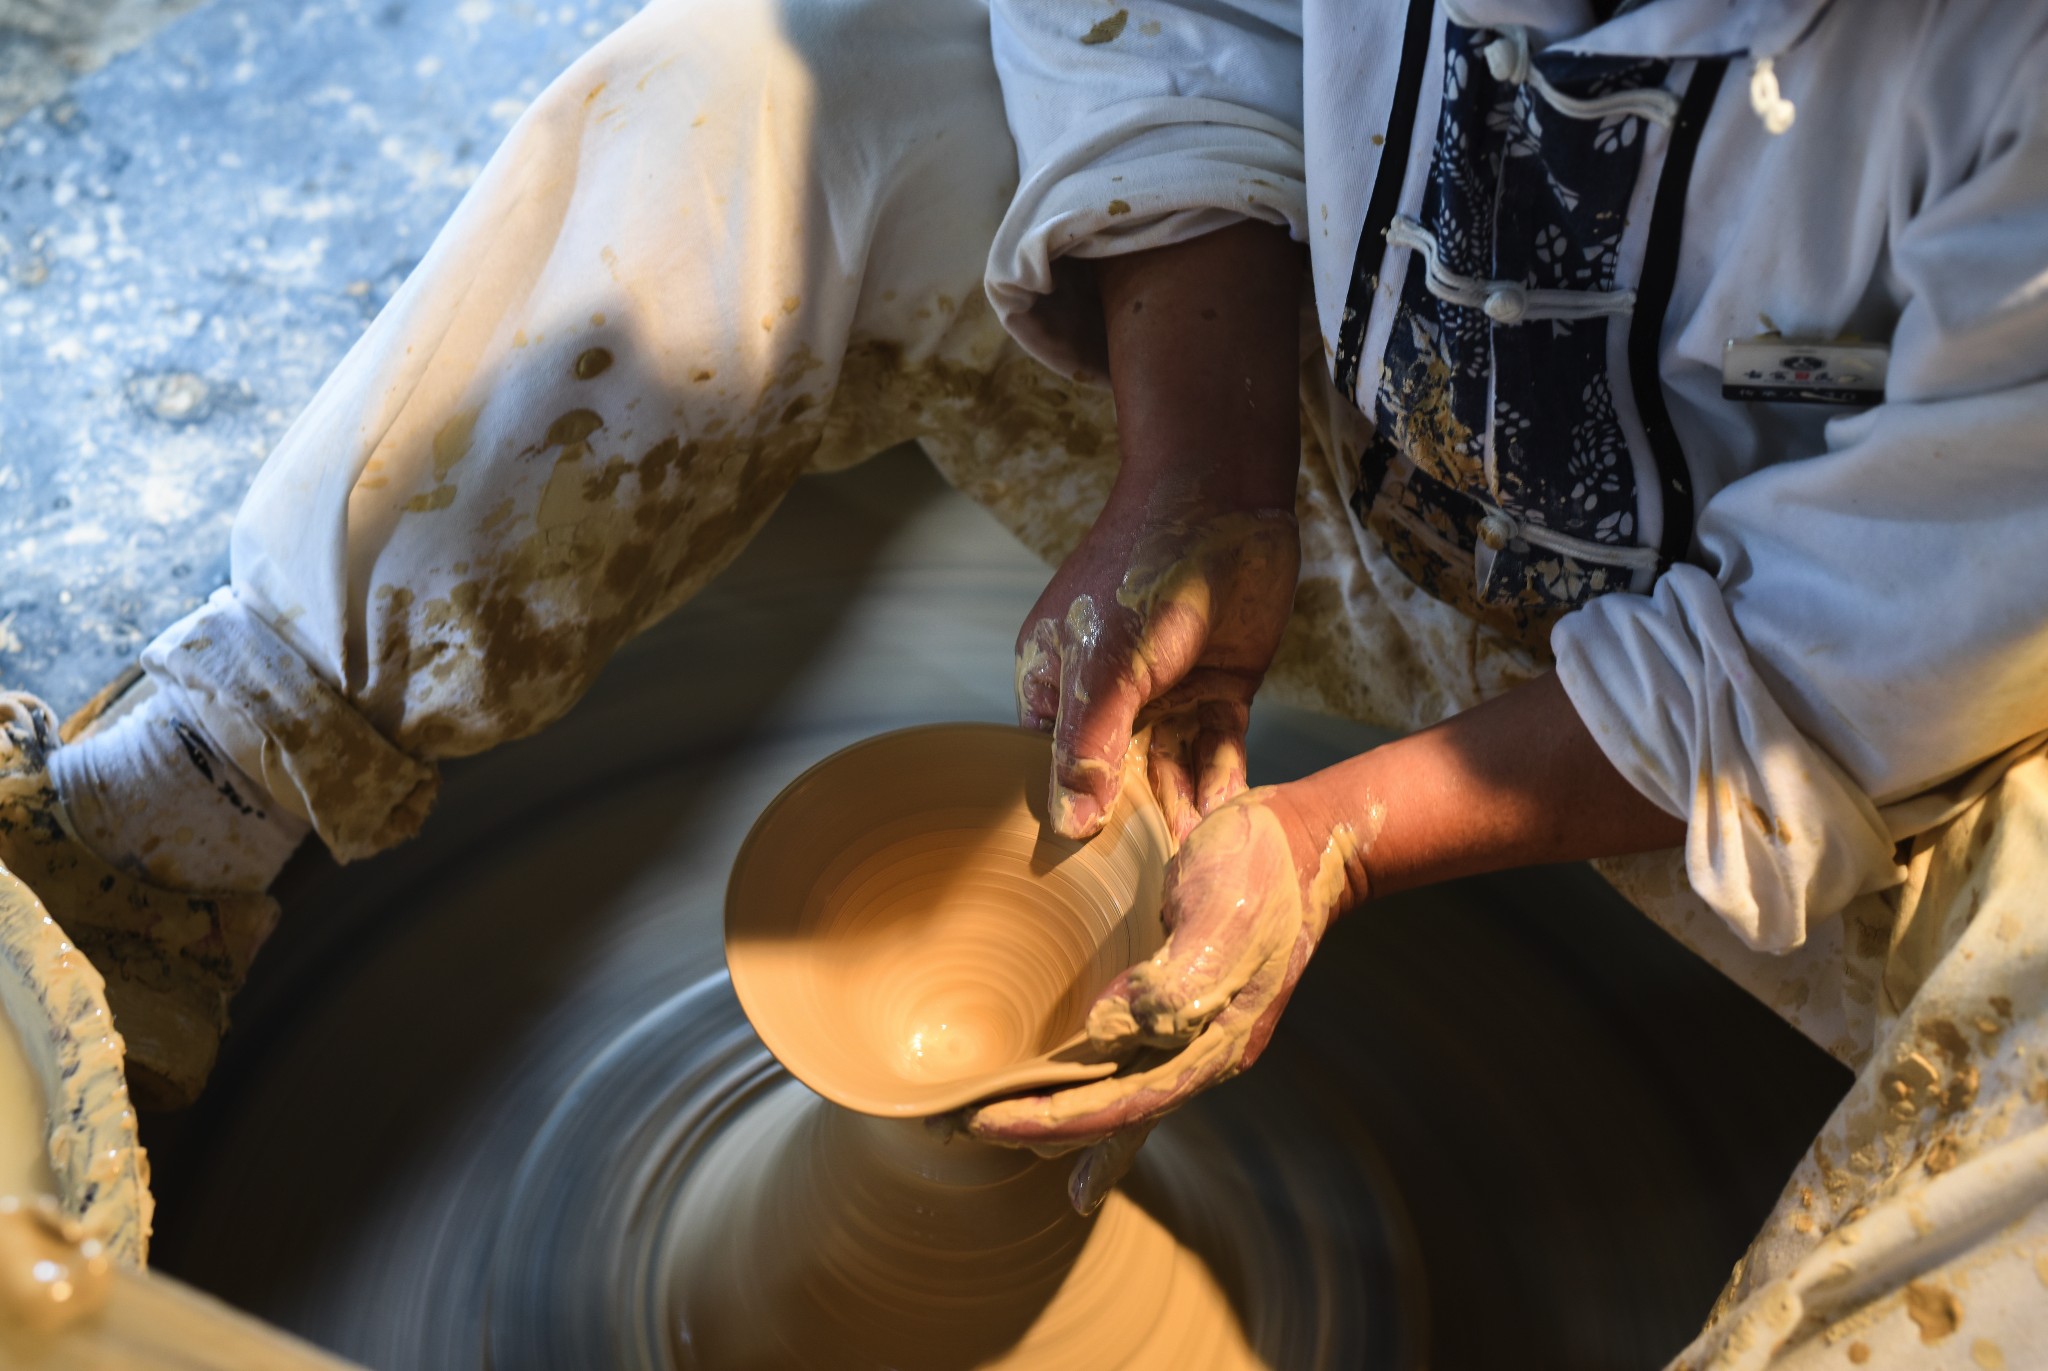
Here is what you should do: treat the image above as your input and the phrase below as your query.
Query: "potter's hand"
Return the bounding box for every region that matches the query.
[1017,502,1298,842]
[1021,221,1307,841]
[967,786,1362,1201]
[970,673,1695,1212]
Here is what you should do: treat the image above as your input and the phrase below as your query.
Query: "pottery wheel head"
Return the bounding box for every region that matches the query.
[725,724,1171,1116]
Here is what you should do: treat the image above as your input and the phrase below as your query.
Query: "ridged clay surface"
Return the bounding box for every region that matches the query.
[725,724,1170,1117]
[663,1077,1263,1370]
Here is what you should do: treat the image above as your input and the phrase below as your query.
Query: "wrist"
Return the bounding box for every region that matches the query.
[1259,779,1375,918]
[1097,221,1306,519]
[1103,452,1297,528]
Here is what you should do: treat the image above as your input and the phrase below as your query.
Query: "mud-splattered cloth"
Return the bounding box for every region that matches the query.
[1358,18,1679,642]
[132,0,1535,871]
[1615,753,2048,1370]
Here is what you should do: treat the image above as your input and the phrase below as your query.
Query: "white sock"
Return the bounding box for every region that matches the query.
[48,688,309,895]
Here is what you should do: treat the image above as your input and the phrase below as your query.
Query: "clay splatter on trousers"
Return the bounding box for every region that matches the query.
[345,297,1526,860]
[375,424,821,757]
[1079,9,1128,45]
[1,701,277,1107]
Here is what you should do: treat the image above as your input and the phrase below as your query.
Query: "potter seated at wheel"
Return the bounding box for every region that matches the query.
[6,1,2048,1366]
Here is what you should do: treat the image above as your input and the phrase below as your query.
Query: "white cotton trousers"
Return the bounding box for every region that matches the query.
[127,1,2048,1365]
[144,0,1030,860]
[140,0,1535,864]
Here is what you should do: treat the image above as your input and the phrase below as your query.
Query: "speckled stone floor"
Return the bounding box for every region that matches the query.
[0,1,210,131]
[0,0,638,708]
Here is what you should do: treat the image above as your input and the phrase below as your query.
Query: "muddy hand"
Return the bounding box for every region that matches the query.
[1016,505,1299,842]
[967,788,1363,1194]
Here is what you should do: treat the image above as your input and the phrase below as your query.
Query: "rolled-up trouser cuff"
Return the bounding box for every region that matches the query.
[140,588,439,863]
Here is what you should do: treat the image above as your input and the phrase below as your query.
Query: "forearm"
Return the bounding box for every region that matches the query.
[1279,672,1687,908]
[1095,221,1305,515]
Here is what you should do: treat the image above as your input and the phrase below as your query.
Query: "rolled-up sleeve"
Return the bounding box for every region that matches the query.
[1554,32,2048,952]
[986,1,1306,377]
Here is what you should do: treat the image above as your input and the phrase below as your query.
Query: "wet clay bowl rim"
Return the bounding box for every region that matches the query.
[0,858,152,1263]
[725,723,1171,1118]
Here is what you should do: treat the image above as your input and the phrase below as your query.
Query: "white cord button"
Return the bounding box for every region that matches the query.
[1483,285,1527,324]
[1484,31,1529,85]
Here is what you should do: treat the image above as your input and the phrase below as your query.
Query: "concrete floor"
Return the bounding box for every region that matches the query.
[0,0,210,131]
[0,0,637,708]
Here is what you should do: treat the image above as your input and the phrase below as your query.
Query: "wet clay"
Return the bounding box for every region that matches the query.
[705,724,1289,1364]
[0,1196,111,1337]
[1013,509,1299,841]
[0,857,150,1262]
[0,1199,362,1368]
[485,955,1385,1371]
[664,1079,1263,1370]
[970,794,1374,1146]
[725,724,1171,1116]
[0,1000,52,1201]
[705,724,1295,1366]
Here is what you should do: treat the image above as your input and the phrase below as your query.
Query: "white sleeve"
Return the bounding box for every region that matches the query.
[1554,29,2048,953]
[985,0,1307,377]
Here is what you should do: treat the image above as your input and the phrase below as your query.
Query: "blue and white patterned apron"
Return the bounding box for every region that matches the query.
[1335,6,1725,647]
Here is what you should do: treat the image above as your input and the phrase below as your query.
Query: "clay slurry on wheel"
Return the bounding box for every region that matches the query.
[485,974,1395,1369]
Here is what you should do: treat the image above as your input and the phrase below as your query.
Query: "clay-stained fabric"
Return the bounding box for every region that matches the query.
[138,0,1540,861]
[123,0,2047,1365]
[143,0,1026,854]
[1637,753,2048,1370]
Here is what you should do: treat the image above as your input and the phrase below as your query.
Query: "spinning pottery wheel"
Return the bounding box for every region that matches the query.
[137,453,1846,1369]
[487,723,1391,1367]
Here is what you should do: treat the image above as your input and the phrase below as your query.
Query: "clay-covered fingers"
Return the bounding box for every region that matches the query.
[1043,551,1230,840]
[1062,948,1305,1215]
[966,920,1298,1152]
[1144,717,1201,843]
[1066,1119,1161,1215]
[1088,796,1303,1052]
[1048,608,1149,840]
[1193,698,1250,815]
[1017,603,1145,838]
[1014,616,1064,733]
[1139,695,1250,844]
[1019,508,1297,842]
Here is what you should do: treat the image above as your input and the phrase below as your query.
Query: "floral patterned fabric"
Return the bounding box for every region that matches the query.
[1353,20,1673,646]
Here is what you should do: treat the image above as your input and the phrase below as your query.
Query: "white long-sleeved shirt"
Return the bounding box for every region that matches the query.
[985,0,2048,952]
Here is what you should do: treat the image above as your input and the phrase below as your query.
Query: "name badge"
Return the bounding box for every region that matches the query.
[1722,336,1887,406]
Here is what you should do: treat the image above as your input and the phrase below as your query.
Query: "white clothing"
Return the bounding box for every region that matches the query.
[985,0,2048,954]
[1635,750,2048,1371]
[129,0,1528,862]
[48,683,307,894]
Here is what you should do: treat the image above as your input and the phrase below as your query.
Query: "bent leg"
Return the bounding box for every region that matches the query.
[131,0,1018,862]
[1665,749,2048,1369]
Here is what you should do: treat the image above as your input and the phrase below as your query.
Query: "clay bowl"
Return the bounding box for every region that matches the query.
[725,724,1171,1117]
[0,858,151,1263]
